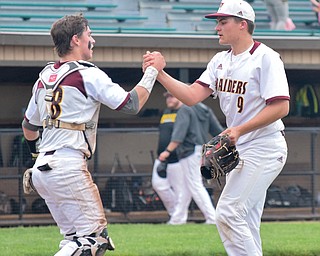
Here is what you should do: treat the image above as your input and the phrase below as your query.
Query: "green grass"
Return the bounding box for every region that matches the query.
[0,222,319,255]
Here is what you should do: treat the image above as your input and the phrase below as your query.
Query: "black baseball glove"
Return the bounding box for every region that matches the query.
[157,161,168,178]
[201,134,240,180]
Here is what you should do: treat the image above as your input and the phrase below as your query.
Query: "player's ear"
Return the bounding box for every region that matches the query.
[239,20,247,30]
[71,34,80,47]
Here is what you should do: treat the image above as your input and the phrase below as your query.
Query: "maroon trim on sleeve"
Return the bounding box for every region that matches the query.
[266,96,290,105]
[24,115,30,122]
[115,93,130,111]
[250,41,261,55]
[195,79,210,88]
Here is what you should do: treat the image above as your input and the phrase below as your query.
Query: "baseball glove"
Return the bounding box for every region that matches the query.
[23,168,37,194]
[156,161,168,178]
[201,134,240,180]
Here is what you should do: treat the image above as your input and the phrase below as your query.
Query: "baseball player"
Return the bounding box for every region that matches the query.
[143,0,290,255]
[152,92,222,220]
[151,92,185,218]
[22,14,165,256]
[155,93,221,225]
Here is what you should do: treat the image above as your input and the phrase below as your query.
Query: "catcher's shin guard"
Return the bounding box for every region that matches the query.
[93,236,115,256]
[54,238,91,256]
[54,234,115,256]
[97,228,115,252]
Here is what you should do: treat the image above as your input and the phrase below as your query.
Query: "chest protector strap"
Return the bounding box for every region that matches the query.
[39,61,87,130]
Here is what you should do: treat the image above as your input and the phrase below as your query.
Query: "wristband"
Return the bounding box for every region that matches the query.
[165,148,172,154]
[26,137,41,161]
[137,66,158,93]
[25,137,41,155]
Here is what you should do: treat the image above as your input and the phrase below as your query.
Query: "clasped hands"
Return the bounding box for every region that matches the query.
[142,51,166,73]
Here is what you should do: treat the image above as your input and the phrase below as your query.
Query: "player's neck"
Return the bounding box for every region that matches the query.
[231,37,254,56]
[60,56,80,62]
[60,51,87,63]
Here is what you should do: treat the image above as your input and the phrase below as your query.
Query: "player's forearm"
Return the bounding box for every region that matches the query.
[157,70,206,106]
[134,86,150,111]
[165,141,180,153]
[126,65,159,113]
[22,127,39,141]
[22,119,40,141]
[237,100,289,136]
[158,141,180,162]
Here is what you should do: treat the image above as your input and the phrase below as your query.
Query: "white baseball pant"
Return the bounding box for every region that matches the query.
[152,159,185,217]
[32,148,107,239]
[215,133,287,256]
[169,145,216,224]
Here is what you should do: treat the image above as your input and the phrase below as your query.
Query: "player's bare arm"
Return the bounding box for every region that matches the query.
[222,99,289,144]
[22,126,39,141]
[21,121,41,160]
[158,71,212,106]
[143,51,212,105]
[123,52,166,113]
[158,141,180,162]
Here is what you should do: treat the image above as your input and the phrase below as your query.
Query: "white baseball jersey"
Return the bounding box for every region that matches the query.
[197,41,290,145]
[24,61,129,157]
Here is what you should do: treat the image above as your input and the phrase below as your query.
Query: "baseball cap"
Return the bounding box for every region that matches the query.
[205,0,255,23]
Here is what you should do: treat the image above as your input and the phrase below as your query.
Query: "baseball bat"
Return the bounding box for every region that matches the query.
[126,155,137,174]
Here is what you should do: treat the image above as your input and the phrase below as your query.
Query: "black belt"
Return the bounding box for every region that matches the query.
[44,150,56,156]
[38,150,56,171]
[44,149,86,159]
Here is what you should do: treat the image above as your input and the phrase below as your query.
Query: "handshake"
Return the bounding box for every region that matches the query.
[142,51,166,73]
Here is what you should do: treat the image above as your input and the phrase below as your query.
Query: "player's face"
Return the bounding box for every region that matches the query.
[79,26,95,60]
[215,17,241,46]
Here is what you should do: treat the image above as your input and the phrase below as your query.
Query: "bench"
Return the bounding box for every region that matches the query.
[171,4,314,13]
[195,23,318,36]
[253,29,316,36]
[168,11,317,26]
[0,24,119,33]
[0,2,117,11]
[255,17,317,26]
[0,13,148,23]
[118,27,176,34]
[0,24,175,34]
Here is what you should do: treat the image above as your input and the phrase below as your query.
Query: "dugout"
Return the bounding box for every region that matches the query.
[0,31,320,224]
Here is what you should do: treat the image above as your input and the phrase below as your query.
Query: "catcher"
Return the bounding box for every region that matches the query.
[22,14,165,256]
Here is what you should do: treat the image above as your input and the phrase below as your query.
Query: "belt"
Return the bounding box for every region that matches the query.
[44,150,56,156]
[45,149,86,159]
[43,120,86,131]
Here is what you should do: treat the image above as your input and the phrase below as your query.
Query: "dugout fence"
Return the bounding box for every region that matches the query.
[0,127,319,226]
